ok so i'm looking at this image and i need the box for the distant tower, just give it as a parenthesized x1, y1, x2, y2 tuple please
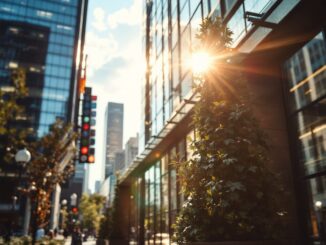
(114, 151, 125, 173)
(124, 135, 138, 169)
(104, 102, 124, 178)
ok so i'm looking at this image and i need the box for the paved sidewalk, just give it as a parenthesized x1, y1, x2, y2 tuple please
(63, 236, 97, 245)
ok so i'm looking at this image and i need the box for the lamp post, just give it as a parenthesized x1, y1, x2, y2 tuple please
(315, 201, 325, 245)
(15, 148, 31, 165)
(14, 148, 31, 236)
(11, 195, 18, 211)
(70, 193, 78, 225)
(29, 182, 38, 245)
(60, 199, 68, 230)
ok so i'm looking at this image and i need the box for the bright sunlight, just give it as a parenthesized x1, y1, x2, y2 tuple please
(190, 51, 214, 74)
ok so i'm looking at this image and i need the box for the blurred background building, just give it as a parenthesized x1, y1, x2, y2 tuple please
(104, 102, 124, 178)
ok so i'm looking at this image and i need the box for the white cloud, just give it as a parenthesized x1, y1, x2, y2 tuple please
(86, 0, 144, 186)
(107, 0, 142, 29)
(92, 7, 107, 31)
(85, 31, 119, 77)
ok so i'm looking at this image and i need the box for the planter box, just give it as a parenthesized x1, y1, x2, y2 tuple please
(184, 240, 295, 245)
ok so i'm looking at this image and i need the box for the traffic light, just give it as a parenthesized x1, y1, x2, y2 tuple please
(79, 87, 96, 164)
(88, 148, 95, 163)
(79, 88, 92, 163)
(72, 207, 78, 214)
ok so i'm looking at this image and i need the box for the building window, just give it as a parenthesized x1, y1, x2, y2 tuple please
(284, 31, 326, 243)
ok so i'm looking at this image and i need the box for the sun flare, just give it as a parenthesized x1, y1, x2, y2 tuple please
(190, 51, 213, 74)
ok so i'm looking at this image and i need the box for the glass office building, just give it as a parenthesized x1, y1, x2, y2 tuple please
(0, 0, 87, 230)
(0, 0, 87, 137)
(120, 0, 326, 244)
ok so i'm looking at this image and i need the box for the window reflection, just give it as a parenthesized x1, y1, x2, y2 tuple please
(224, 0, 237, 14)
(0, 0, 80, 137)
(285, 33, 326, 112)
(142, 136, 193, 244)
(307, 176, 326, 242)
(284, 33, 326, 176)
(284, 31, 326, 244)
(295, 98, 326, 175)
(227, 5, 246, 47)
(180, 1, 190, 32)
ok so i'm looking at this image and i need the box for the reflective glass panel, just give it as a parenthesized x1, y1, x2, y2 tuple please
(284, 31, 326, 244)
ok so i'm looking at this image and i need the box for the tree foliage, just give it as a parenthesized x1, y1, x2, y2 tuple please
(79, 193, 106, 234)
(25, 119, 77, 226)
(0, 68, 30, 165)
(0, 68, 78, 226)
(173, 17, 288, 243)
(98, 185, 124, 240)
(98, 206, 111, 240)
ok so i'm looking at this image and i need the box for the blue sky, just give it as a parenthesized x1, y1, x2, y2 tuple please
(84, 0, 143, 189)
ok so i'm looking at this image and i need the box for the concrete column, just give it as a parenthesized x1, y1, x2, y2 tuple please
(50, 184, 61, 230)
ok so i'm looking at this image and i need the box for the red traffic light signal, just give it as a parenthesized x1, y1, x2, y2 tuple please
(82, 123, 90, 130)
(72, 207, 78, 213)
(81, 146, 88, 154)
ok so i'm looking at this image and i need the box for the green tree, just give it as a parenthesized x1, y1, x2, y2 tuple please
(25, 119, 77, 226)
(173, 17, 288, 243)
(98, 184, 123, 240)
(79, 193, 106, 234)
(98, 206, 112, 240)
(0, 68, 30, 165)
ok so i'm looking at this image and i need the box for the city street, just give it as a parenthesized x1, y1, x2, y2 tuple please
(64, 237, 97, 245)
(0, 0, 325, 244)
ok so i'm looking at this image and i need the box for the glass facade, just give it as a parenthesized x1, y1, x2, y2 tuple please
(141, 0, 211, 150)
(105, 102, 124, 178)
(284, 31, 326, 243)
(141, 0, 302, 152)
(0, 0, 85, 137)
(132, 135, 189, 245)
(208, 0, 300, 52)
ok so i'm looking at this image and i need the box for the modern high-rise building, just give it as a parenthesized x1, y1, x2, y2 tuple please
(0, 20, 49, 135)
(104, 102, 124, 178)
(94, 180, 101, 193)
(124, 136, 139, 169)
(117, 0, 326, 244)
(0, 0, 88, 231)
(114, 150, 125, 173)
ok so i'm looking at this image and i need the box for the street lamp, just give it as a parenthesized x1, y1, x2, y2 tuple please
(29, 182, 39, 245)
(60, 199, 68, 230)
(315, 201, 326, 244)
(62, 199, 68, 206)
(70, 193, 77, 207)
(15, 148, 31, 236)
(15, 148, 31, 165)
(12, 195, 18, 211)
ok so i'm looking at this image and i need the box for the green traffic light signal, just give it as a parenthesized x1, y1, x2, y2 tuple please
(83, 116, 90, 123)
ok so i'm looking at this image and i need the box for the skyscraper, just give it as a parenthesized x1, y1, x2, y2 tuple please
(104, 102, 124, 178)
(0, 0, 87, 136)
(124, 136, 138, 169)
(0, 20, 49, 136)
(0, 0, 87, 230)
